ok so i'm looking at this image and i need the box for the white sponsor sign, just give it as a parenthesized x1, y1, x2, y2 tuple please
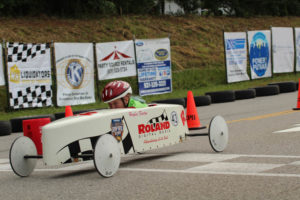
(135, 38, 172, 96)
(224, 32, 249, 83)
(55, 43, 95, 106)
(96, 40, 136, 80)
(295, 28, 300, 72)
(247, 30, 272, 79)
(7, 42, 52, 109)
(272, 27, 294, 73)
(0, 44, 5, 86)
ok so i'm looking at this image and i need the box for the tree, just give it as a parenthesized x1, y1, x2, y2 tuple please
(173, 0, 201, 14)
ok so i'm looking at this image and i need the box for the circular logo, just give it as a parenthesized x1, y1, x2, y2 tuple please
(250, 32, 269, 77)
(171, 111, 178, 126)
(155, 49, 168, 61)
(65, 59, 85, 89)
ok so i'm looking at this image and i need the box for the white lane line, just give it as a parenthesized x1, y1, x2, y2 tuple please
(289, 161, 300, 165)
(273, 124, 300, 133)
(0, 159, 9, 164)
(186, 162, 284, 173)
(157, 153, 300, 160)
(156, 153, 240, 162)
(0, 164, 11, 170)
(119, 168, 300, 178)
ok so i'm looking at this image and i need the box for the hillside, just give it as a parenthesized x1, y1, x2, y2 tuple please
(1, 16, 300, 71)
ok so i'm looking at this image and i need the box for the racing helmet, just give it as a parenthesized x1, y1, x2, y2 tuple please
(102, 80, 132, 103)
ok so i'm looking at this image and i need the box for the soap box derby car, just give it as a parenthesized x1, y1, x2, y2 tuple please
(9, 104, 229, 178)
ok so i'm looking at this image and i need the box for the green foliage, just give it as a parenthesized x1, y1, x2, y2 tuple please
(1, 0, 300, 17)
(202, 0, 300, 17)
(0, 0, 117, 17)
(173, 0, 201, 14)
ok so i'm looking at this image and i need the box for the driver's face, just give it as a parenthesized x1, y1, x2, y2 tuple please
(108, 99, 125, 109)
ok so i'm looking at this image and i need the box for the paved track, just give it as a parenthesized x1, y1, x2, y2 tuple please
(1, 91, 300, 200)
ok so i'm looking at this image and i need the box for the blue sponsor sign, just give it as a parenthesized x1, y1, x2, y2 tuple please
(249, 32, 269, 77)
(137, 61, 171, 96)
(135, 38, 172, 96)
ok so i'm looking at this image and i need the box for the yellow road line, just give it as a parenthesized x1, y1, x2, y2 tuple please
(227, 110, 300, 124)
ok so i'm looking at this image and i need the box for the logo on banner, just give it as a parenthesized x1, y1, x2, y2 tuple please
(65, 59, 85, 89)
(155, 49, 168, 61)
(226, 39, 245, 50)
(111, 118, 124, 142)
(101, 46, 131, 61)
(9, 65, 20, 83)
(135, 41, 144, 46)
(250, 32, 269, 77)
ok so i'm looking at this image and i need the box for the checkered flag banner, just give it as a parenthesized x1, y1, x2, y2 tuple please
(7, 42, 50, 62)
(148, 110, 169, 124)
(9, 85, 52, 109)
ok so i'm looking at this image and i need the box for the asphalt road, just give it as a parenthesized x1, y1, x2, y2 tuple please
(1, 91, 300, 200)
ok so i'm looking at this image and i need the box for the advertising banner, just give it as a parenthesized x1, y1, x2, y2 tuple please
(296, 28, 300, 72)
(96, 40, 136, 80)
(0, 44, 5, 86)
(55, 43, 95, 106)
(271, 27, 294, 73)
(135, 38, 172, 96)
(6, 42, 52, 109)
(224, 32, 249, 83)
(247, 30, 272, 79)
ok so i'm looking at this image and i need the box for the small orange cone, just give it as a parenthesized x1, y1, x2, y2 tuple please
(293, 79, 300, 110)
(65, 105, 73, 117)
(186, 91, 206, 130)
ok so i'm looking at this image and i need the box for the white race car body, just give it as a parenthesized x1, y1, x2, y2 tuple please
(42, 104, 188, 166)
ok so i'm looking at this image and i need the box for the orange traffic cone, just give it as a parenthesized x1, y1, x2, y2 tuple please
(293, 79, 300, 110)
(186, 91, 206, 130)
(65, 105, 73, 117)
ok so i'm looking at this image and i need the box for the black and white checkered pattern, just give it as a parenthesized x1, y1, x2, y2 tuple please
(7, 42, 50, 62)
(148, 110, 169, 124)
(9, 85, 52, 109)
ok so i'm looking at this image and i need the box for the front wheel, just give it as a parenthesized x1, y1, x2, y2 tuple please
(93, 134, 121, 178)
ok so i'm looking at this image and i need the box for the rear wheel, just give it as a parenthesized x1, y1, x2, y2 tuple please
(10, 136, 37, 177)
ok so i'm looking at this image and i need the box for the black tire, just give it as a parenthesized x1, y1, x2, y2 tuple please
(205, 90, 235, 103)
(0, 121, 12, 136)
(234, 89, 256, 100)
(251, 85, 280, 97)
(151, 98, 185, 107)
(54, 112, 65, 120)
(10, 114, 55, 133)
(268, 82, 296, 93)
(184, 95, 211, 107)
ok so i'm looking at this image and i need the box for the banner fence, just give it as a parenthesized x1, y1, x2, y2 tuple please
(224, 32, 249, 83)
(272, 27, 295, 73)
(54, 43, 95, 106)
(6, 42, 53, 109)
(247, 30, 272, 79)
(0, 44, 5, 86)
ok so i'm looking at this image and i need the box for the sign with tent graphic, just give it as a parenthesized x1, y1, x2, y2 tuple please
(96, 40, 136, 80)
